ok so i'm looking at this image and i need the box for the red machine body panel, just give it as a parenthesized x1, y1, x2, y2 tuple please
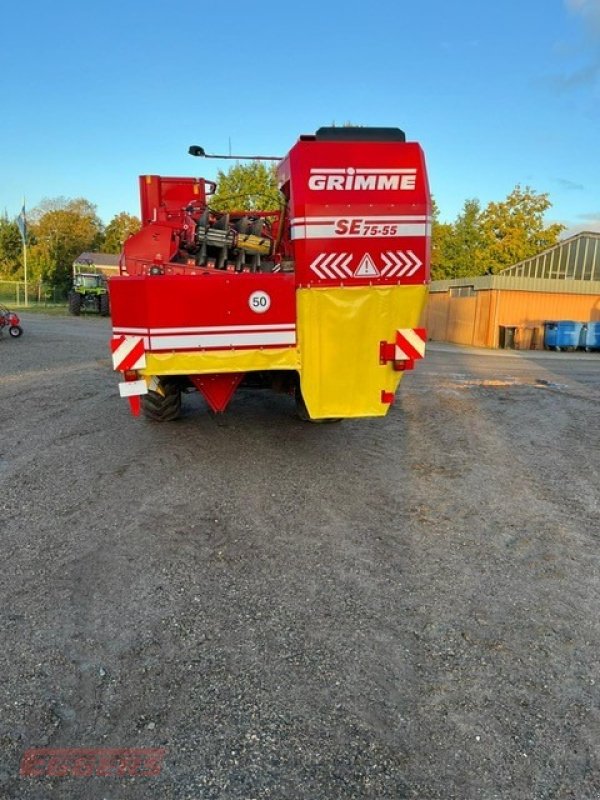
(139, 175, 211, 225)
(110, 273, 296, 352)
(279, 139, 430, 288)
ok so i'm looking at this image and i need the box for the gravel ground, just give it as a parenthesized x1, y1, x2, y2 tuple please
(0, 313, 599, 800)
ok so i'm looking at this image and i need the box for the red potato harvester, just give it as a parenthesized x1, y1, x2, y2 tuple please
(109, 126, 431, 421)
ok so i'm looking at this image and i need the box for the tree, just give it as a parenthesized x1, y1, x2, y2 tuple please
(430, 187, 564, 279)
(448, 198, 487, 278)
(28, 197, 104, 288)
(430, 197, 455, 281)
(103, 212, 141, 253)
(0, 215, 23, 277)
(210, 162, 281, 212)
(480, 186, 565, 273)
(430, 197, 485, 280)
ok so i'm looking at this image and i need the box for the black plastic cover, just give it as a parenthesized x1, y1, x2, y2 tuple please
(314, 127, 406, 142)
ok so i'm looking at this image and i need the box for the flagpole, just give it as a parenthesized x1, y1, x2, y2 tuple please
(23, 243, 28, 307)
(21, 197, 28, 307)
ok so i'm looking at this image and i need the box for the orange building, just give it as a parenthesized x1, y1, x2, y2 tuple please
(425, 232, 600, 348)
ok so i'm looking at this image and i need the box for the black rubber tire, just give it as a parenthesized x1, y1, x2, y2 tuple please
(99, 293, 110, 317)
(141, 383, 182, 422)
(68, 291, 82, 316)
(9, 325, 23, 338)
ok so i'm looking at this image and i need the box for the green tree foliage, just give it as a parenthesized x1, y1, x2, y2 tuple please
(433, 186, 564, 279)
(448, 199, 487, 277)
(102, 212, 141, 253)
(28, 198, 104, 287)
(210, 162, 281, 212)
(480, 186, 565, 273)
(0, 215, 23, 277)
(430, 197, 455, 281)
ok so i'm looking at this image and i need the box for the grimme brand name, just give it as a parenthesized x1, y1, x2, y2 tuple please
(308, 167, 417, 191)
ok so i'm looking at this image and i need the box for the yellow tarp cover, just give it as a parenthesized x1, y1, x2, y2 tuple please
(297, 285, 428, 418)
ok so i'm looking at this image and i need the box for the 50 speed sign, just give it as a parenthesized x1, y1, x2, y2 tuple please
(248, 291, 271, 314)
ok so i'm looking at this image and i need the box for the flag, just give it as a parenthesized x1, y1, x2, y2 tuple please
(17, 204, 27, 244)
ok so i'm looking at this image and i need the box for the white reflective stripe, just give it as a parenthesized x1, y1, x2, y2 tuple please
(399, 328, 426, 357)
(125, 353, 145, 370)
(291, 215, 430, 225)
(149, 331, 296, 350)
(112, 327, 149, 334)
(118, 380, 149, 397)
(111, 339, 130, 369)
(147, 324, 296, 334)
(291, 223, 429, 240)
(394, 342, 425, 361)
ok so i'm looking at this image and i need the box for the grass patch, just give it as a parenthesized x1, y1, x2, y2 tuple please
(11, 304, 70, 316)
(14, 306, 111, 321)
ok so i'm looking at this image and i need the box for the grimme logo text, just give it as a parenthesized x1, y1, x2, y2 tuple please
(308, 167, 417, 191)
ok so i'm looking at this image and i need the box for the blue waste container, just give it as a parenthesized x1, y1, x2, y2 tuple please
(544, 321, 585, 350)
(583, 321, 600, 351)
(544, 322, 558, 349)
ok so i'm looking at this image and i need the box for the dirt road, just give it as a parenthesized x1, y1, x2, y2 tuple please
(1, 313, 599, 799)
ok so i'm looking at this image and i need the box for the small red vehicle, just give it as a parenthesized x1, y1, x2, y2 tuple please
(0, 304, 23, 338)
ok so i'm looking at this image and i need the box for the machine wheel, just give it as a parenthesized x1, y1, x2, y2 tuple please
(99, 293, 110, 317)
(295, 389, 342, 424)
(68, 291, 82, 316)
(9, 325, 23, 337)
(141, 382, 182, 422)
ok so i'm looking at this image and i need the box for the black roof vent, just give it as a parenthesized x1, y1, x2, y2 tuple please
(315, 126, 406, 142)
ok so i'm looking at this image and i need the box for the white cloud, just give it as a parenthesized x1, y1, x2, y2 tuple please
(565, 0, 600, 37)
(553, 1, 600, 92)
(561, 210, 600, 237)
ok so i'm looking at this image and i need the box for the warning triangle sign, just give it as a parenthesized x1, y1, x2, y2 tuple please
(354, 253, 380, 278)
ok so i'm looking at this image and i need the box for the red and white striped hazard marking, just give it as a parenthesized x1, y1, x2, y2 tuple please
(309, 252, 353, 279)
(380, 250, 422, 278)
(395, 328, 426, 361)
(111, 335, 146, 371)
(308, 249, 424, 280)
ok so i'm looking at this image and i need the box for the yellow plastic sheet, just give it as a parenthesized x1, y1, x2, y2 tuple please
(142, 346, 300, 377)
(296, 285, 428, 418)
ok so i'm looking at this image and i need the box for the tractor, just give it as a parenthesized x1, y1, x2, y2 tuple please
(69, 259, 110, 317)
